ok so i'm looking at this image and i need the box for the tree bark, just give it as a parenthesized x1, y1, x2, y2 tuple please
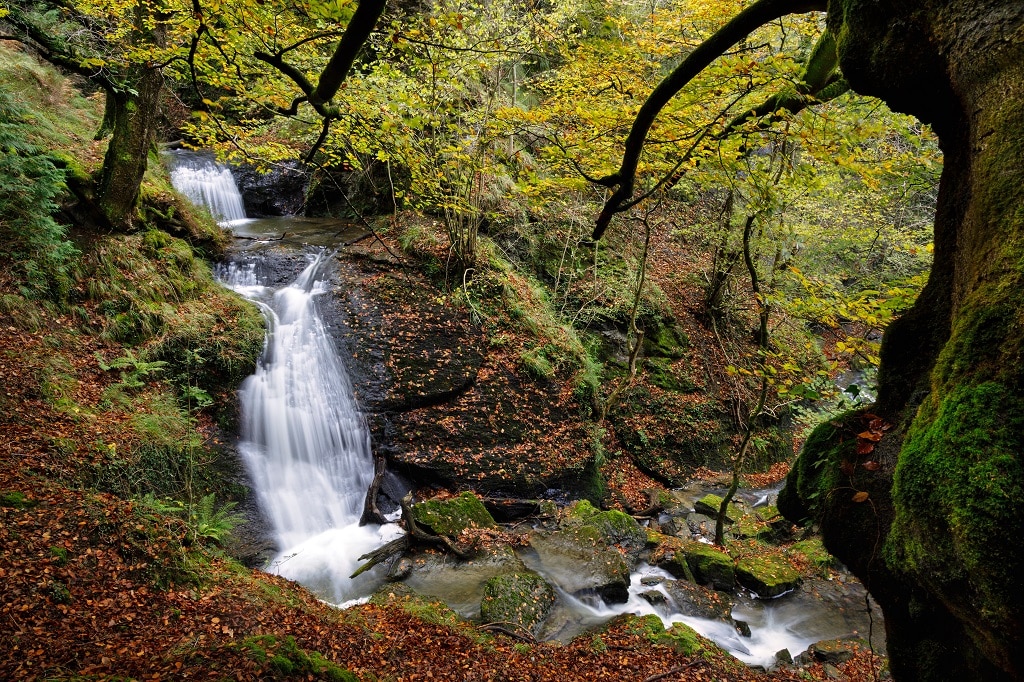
(778, 2, 1024, 680)
(96, 65, 164, 230)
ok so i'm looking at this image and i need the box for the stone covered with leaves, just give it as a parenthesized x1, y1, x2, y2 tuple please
(479, 572, 556, 635)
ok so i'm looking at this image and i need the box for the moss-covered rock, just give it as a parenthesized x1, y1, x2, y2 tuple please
(736, 554, 801, 598)
(663, 579, 734, 620)
(694, 494, 743, 523)
(652, 622, 707, 656)
(563, 500, 646, 560)
(788, 538, 838, 576)
(480, 572, 556, 635)
(805, 638, 860, 665)
(411, 492, 496, 537)
(528, 527, 631, 603)
(678, 542, 735, 591)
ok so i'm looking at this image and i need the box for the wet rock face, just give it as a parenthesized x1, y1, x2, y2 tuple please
(527, 528, 632, 603)
(233, 163, 307, 217)
(316, 244, 594, 498)
(480, 572, 556, 635)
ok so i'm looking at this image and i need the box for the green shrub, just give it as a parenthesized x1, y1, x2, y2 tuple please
(0, 90, 77, 299)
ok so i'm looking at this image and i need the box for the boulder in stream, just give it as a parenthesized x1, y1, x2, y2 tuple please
(527, 528, 631, 603)
(662, 579, 735, 621)
(411, 492, 496, 536)
(480, 571, 556, 636)
(562, 500, 647, 562)
(736, 553, 801, 598)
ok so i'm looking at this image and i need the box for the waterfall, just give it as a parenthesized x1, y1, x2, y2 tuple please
(221, 254, 401, 604)
(165, 150, 247, 223)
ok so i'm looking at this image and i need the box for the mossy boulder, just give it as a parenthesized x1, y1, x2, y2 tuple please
(788, 538, 838, 576)
(563, 499, 646, 561)
(662, 579, 734, 621)
(480, 572, 556, 635)
(736, 554, 801, 598)
(805, 638, 860, 665)
(693, 494, 743, 523)
(528, 528, 631, 603)
(665, 542, 735, 591)
(652, 622, 707, 656)
(411, 492, 496, 537)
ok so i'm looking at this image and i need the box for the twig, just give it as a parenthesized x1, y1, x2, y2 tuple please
(643, 660, 704, 682)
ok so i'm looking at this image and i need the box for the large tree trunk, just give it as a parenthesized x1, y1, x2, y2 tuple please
(779, 2, 1024, 680)
(95, 0, 166, 230)
(95, 66, 163, 230)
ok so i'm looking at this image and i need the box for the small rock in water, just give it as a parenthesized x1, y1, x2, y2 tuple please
(774, 648, 793, 665)
(640, 575, 665, 586)
(640, 590, 667, 606)
(735, 620, 752, 637)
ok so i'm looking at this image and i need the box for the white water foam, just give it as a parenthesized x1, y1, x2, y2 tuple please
(554, 565, 845, 669)
(166, 151, 247, 223)
(221, 255, 401, 605)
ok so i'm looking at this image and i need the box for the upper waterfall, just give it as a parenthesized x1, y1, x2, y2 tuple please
(165, 150, 247, 223)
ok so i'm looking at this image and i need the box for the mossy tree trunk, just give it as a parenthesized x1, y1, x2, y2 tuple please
(95, 66, 163, 230)
(95, 0, 166, 231)
(779, 2, 1024, 680)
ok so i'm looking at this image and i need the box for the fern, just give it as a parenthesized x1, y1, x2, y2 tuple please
(189, 493, 241, 545)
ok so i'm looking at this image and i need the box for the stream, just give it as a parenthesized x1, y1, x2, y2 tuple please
(169, 152, 883, 670)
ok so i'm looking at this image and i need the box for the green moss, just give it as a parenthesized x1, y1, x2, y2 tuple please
(736, 553, 801, 598)
(886, 381, 1024, 640)
(49, 545, 70, 566)
(681, 542, 735, 591)
(412, 491, 496, 537)
(239, 635, 357, 681)
(642, 323, 689, 359)
(642, 357, 697, 392)
(693, 494, 742, 523)
(564, 500, 645, 549)
(480, 572, 556, 634)
(652, 622, 706, 656)
(777, 411, 859, 524)
(788, 538, 838, 575)
(0, 491, 37, 509)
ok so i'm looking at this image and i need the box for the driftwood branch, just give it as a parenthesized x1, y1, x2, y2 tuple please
(349, 535, 410, 579)
(360, 449, 389, 526)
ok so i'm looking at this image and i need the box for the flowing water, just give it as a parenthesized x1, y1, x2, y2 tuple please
(164, 150, 247, 223)
(219, 255, 401, 604)
(169, 154, 880, 665)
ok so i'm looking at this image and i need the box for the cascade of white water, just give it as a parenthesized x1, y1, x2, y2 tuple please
(221, 254, 401, 604)
(166, 150, 247, 223)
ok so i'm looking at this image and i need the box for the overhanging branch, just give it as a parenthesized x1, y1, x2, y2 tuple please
(593, 0, 827, 240)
